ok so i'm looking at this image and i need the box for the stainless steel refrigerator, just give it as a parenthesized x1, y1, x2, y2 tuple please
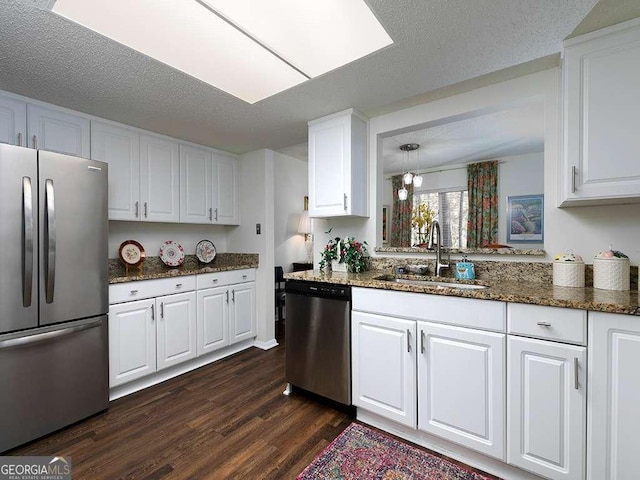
(0, 143, 109, 452)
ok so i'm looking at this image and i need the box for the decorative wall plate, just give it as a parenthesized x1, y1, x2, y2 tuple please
(195, 239, 216, 264)
(159, 240, 185, 267)
(119, 240, 145, 267)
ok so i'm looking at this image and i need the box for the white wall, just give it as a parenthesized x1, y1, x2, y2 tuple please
(109, 221, 229, 259)
(497, 153, 544, 247)
(344, 67, 640, 265)
(273, 152, 308, 272)
(227, 149, 276, 349)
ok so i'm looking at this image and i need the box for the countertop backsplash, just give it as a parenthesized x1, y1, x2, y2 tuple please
(370, 257, 638, 289)
(109, 253, 259, 284)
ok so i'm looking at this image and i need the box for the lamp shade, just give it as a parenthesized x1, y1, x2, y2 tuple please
(298, 210, 312, 234)
(398, 187, 408, 201)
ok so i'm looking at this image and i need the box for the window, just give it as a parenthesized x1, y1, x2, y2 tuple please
(412, 190, 468, 248)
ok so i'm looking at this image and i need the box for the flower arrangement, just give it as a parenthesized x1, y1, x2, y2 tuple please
(319, 229, 370, 273)
(412, 202, 434, 246)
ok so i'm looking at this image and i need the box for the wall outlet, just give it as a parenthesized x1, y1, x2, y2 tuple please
(256, 223, 261, 234)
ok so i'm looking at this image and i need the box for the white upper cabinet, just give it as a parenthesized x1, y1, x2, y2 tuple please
(27, 104, 90, 157)
(140, 134, 180, 222)
(180, 144, 213, 224)
(180, 146, 239, 225)
(308, 108, 368, 218)
(91, 122, 141, 221)
(0, 94, 26, 146)
(214, 153, 239, 225)
(561, 19, 640, 206)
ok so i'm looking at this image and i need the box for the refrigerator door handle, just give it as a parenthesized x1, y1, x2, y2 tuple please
(22, 177, 34, 307)
(45, 179, 56, 304)
(0, 318, 103, 349)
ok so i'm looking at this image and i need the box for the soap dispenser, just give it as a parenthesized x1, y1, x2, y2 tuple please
(455, 255, 475, 280)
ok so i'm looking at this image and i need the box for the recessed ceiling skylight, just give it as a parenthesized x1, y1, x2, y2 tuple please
(48, 0, 393, 104)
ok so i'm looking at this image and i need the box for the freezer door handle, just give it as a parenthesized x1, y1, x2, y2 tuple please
(44, 179, 56, 303)
(22, 177, 34, 307)
(0, 318, 103, 349)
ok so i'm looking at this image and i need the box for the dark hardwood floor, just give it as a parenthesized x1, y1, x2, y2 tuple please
(8, 339, 352, 479)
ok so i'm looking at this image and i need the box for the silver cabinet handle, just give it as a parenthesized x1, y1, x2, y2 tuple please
(225, 290, 229, 303)
(22, 177, 34, 307)
(407, 329, 411, 352)
(17, 132, 22, 147)
(150, 304, 155, 321)
(537, 322, 551, 327)
(130, 289, 138, 295)
(420, 330, 425, 354)
(212, 278, 219, 283)
(343, 193, 347, 211)
(135, 201, 139, 218)
(215, 208, 218, 222)
(242, 274, 248, 279)
(176, 283, 182, 288)
(44, 179, 56, 304)
(209, 208, 213, 221)
(571, 166, 577, 193)
(144, 202, 148, 218)
(574, 357, 579, 390)
(0, 318, 102, 349)
(232, 289, 235, 302)
(32, 135, 37, 149)
(160, 302, 164, 318)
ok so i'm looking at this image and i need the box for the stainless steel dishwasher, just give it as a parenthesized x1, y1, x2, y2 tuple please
(284, 280, 351, 405)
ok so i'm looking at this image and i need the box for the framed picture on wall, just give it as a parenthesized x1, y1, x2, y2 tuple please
(507, 194, 544, 243)
(382, 205, 389, 244)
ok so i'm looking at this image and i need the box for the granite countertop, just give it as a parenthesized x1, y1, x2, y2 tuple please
(284, 269, 640, 316)
(109, 253, 259, 284)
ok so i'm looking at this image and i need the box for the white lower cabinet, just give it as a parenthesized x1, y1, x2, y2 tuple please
(197, 286, 229, 355)
(352, 311, 417, 427)
(418, 321, 505, 460)
(108, 298, 156, 387)
(109, 270, 256, 391)
(588, 311, 640, 480)
(508, 336, 586, 480)
(197, 280, 256, 355)
(156, 292, 197, 371)
(229, 282, 256, 343)
(109, 291, 196, 387)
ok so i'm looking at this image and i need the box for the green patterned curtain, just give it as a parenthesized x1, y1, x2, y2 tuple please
(467, 161, 498, 248)
(391, 175, 413, 247)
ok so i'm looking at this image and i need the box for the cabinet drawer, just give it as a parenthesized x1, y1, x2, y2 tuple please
(109, 276, 196, 304)
(196, 269, 255, 289)
(352, 287, 505, 332)
(507, 303, 586, 345)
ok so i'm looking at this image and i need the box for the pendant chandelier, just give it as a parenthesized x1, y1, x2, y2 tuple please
(398, 143, 420, 200)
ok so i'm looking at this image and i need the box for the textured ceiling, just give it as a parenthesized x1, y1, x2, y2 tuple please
(382, 100, 544, 175)
(0, 0, 600, 155)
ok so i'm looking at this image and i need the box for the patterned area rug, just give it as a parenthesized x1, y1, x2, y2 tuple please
(297, 423, 496, 480)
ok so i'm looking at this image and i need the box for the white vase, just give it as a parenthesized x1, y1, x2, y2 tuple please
(331, 260, 347, 272)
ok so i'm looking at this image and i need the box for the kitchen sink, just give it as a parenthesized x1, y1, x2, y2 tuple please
(375, 276, 489, 290)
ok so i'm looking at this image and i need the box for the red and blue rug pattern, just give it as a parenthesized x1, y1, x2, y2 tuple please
(297, 423, 496, 480)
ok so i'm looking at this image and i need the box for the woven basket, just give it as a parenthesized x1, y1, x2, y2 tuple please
(593, 257, 630, 291)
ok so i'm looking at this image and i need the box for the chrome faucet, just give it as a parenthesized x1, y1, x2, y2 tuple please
(428, 220, 450, 277)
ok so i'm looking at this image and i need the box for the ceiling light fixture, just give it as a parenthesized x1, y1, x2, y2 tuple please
(412, 141, 423, 188)
(47, 0, 393, 104)
(399, 143, 419, 194)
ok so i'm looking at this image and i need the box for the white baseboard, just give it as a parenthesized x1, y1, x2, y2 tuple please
(357, 410, 543, 480)
(253, 338, 279, 350)
(109, 339, 255, 401)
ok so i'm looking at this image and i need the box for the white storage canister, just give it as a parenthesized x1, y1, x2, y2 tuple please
(593, 248, 630, 291)
(553, 252, 585, 287)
